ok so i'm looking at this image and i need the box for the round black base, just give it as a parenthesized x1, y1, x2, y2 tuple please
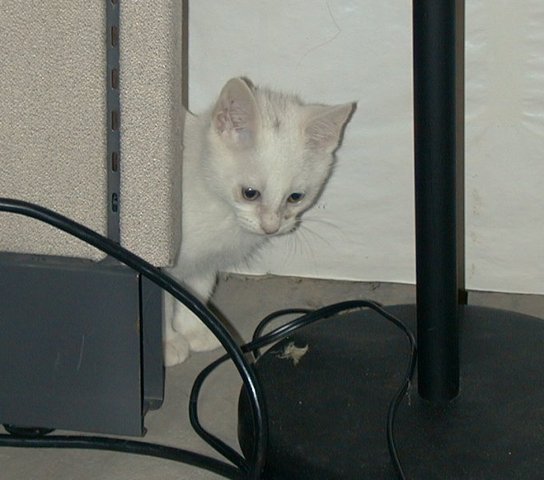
(238, 305, 544, 479)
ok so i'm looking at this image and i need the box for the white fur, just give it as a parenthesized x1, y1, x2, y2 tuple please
(164, 78, 354, 366)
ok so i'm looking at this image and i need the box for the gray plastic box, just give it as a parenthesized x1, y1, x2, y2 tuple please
(0, 254, 164, 436)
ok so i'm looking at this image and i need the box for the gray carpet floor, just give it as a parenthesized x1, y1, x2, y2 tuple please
(2, 274, 542, 479)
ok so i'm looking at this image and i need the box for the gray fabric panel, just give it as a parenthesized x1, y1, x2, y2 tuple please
(0, 1, 183, 266)
(0, 1, 107, 260)
(119, 0, 183, 267)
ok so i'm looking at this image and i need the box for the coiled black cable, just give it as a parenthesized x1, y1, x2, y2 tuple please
(190, 301, 417, 480)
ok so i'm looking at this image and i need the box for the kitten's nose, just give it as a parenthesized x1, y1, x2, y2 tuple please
(262, 224, 280, 235)
(260, 213, 280, 235)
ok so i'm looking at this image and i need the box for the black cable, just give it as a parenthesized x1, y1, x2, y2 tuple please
(0, 198, 416, 479)
(252, 308, 311, 359)
(189, 353, 244, 469)
(0, 198, 266, 479)
(0, 434, 242, 479)
(190, 301, 417, 480)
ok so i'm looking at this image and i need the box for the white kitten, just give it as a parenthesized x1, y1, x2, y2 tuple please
(164, 77, 354, 366)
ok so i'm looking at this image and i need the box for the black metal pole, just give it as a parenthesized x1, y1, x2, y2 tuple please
(413, 0, 462, 402)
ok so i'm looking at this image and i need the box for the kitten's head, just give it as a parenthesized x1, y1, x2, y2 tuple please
(204, 77, 354, 236)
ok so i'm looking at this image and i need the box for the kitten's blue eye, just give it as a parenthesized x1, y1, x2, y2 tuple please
(287, 192, 305, 204)
(242, 187, 260, 201)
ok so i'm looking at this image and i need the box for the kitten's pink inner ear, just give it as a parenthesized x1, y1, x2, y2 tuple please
(214, 109, 230, 133)
(213, 78, 258, 147)
(305, 103, 354, 152)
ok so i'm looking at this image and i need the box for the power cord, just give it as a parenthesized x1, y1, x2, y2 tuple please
(0, 198, 416, 479)
(0, 198, 263, 479)
(191, 301, 416, 480)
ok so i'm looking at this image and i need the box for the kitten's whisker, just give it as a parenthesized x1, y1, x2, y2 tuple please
(303, 215, 343, 233)
(299, 224, 333, 249)
(295, 227, 319, 269)
(302, 216, 346, 243)
(282, 234, 298, 266)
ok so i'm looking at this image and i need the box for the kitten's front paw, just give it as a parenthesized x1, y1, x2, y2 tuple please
(185, 327, 222, 353)
(173, 308, 222, 353)
(163, 334, 190, 367)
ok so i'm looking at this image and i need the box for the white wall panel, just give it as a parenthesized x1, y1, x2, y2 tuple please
(190, 1, 544, 295)
(465, 0, 544, 294)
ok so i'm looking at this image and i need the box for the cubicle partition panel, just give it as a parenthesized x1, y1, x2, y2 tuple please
(0, 0, 184, 435)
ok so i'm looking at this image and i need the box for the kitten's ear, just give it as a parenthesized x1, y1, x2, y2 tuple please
(212, 78, 259, 149)
(304, 102, 355, 152)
